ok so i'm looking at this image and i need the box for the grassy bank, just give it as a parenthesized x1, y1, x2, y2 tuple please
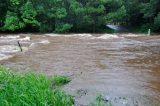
(0, 66, 73, 106)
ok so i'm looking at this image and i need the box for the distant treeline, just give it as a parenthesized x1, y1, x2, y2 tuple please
(0, 0, 160, 33)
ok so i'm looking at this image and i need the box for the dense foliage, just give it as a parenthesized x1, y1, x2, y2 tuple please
(0, 0, 160, 33)
(0, 66, 73, 106)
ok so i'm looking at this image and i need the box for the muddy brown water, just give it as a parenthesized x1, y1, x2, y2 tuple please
(0, 34, 160, 106)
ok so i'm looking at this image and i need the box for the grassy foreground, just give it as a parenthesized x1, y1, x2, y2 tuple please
(0, 66, 74, 106)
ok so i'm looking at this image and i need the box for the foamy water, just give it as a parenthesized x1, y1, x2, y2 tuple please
(29, 40, 50, 48)
(96, 34, 120, 39)
(0, 34, 52, 61)
(38, 40, 50, 44)
(0, 45, 20, 53)
(0, 35, 31, 61)
(18, 36, 31, 41)
(0, 54, 14, 61)
(45, 33, 93, 38)
(0, 35, 20, 39)
(0, 33, 146, 61)
(120, 33, 147, 37)
(45, 33, 121, 39)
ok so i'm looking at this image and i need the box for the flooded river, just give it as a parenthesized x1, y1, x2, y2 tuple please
(0, 33, 160, 106)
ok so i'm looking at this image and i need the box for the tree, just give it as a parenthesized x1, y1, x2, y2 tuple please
(123, 0, 144, 26)
(154, 13, 160, 30)
(0, 0, 160, 33)
(21, 1, 40, 29)
(0, 0, 9, 28)
(3, 11, 25, 31)
(105, 0, 126, 24)
(142, 0, 160, 31)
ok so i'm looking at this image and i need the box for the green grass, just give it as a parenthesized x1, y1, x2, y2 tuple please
(0, 66, 74, 106)
(52, 75, 71, 86)
(89, 95, 112, 106)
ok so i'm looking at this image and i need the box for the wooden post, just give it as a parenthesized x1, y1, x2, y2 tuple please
(17, 41, 23, 52)
(148, 29, 151, 36)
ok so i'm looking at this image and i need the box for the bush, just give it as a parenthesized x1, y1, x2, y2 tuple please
(0, 66, 73, 106)
(3, 11, 25, 31)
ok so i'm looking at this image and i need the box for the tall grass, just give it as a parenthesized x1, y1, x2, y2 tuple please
(0, 66, 74, 106)
(52, 75, 71, 86)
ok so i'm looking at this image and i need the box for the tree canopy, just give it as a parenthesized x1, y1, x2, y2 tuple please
(0, 0, 159, 33)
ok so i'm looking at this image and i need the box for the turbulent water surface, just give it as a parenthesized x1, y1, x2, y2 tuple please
(0, 33, 160, 106)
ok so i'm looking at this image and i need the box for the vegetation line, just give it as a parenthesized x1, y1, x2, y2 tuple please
(0, 0, 159, 33)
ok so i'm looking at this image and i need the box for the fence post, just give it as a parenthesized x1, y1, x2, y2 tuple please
(148, 29, 151, 36)
(17, 41, 23, 52)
